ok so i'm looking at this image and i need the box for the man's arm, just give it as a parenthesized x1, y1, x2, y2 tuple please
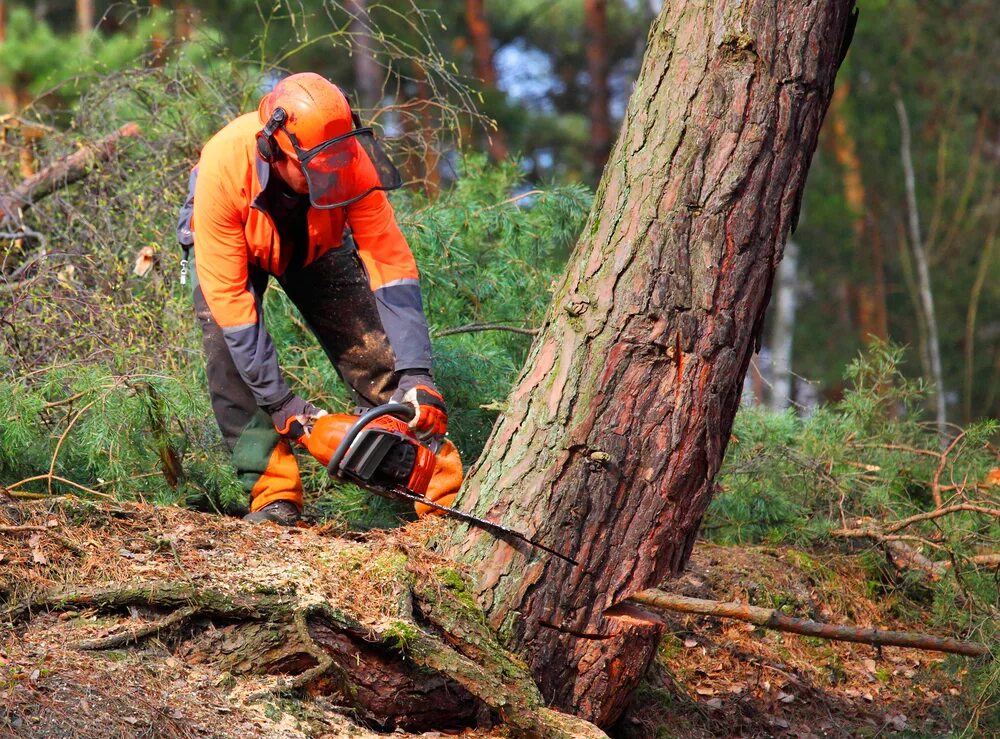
(192, 158, 293, 414)
(346, 189, 433, 373)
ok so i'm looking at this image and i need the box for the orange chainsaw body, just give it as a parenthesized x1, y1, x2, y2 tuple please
(303, 413, 435, 495)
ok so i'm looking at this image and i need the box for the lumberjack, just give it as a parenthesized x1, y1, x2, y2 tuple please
(177, 72, 462, 525)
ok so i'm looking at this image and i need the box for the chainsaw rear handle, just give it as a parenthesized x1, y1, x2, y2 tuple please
(326, 402, 415, 476)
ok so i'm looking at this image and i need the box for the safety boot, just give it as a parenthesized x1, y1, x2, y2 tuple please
(242, 500, 300, 526)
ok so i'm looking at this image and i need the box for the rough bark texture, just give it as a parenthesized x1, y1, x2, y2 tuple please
(447, 0, 856, 726)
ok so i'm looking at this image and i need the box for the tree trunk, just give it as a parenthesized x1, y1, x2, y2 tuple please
(829, 82, 888, 344)
(0, 1, 12, 114)
(346, 0, 381, 110)
(447, 0, 856, 726)
(769, 238, 799, 410)
(464, 0, 508, 161)
(896, 97, 947, 441)
(584, 0, 613, 175)
(76, 0, 93, 36)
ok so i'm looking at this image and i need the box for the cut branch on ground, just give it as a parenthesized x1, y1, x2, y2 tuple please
(623, 589, 990, 658)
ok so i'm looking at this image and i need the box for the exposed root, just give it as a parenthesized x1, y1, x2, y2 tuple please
(247, 608, 340, 701)
(73, 604, 201, 650)
(2, 500, 608, 736)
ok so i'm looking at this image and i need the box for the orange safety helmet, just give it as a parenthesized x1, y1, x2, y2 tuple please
(257, 73, 353, 160)
(256, 72, 402, 209)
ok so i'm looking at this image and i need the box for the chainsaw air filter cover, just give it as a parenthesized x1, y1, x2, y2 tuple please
(340, 428, 434, 495)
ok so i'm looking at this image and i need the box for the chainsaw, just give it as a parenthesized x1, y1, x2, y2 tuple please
(301, 403, 577, 566)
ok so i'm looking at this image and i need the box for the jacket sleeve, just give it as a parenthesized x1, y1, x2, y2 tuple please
(346, 190, 433, 373)
(192, 157, 292, 409)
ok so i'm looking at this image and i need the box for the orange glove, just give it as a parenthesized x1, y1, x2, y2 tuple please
(267, 393, 327, 439)
(392, 373, 448, 440)
(415, 439, 464, 517)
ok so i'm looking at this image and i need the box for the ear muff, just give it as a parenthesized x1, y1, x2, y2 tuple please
(256, 107, 288, 162)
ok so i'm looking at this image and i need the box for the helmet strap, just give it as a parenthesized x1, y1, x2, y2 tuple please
(256, 107, 288, 162)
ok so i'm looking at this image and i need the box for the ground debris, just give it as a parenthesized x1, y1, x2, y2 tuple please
(616, 544, 976, 738)
(1, 499, 590, 737)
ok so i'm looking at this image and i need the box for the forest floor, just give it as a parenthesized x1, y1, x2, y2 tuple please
(0, 499, 981, 738)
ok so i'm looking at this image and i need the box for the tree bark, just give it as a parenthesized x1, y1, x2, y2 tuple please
(76, 0, 94, 36)
(625, 589, 989, 657)
(464, 0, 508, 161)
(584, 0, 613, 175)
(0, 122, 140, 224)
(829, 82, 888, 344)
(447, 0, 856, 726)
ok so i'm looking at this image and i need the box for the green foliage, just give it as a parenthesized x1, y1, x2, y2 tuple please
(0, 364, 243, 511)
(709, 343, 999, 704)
(0, 6, 174, 111)
(710, 343, 997, 547)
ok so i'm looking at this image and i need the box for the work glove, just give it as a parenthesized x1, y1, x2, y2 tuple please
(391, 372, 448, 441)
(266, 393, 327, 440)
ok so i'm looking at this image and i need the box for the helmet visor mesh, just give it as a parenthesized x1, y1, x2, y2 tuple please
(298, 128, 402, 209)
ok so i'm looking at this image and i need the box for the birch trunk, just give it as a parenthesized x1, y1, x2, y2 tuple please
(447, 0, 857, 725)
(769, 238, 799, 410)
(896, 97, 947, 441)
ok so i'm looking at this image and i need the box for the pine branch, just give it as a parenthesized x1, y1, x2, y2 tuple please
(435, 322, 539, 338)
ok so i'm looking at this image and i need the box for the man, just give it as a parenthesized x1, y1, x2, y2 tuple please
(177, 72, 461, 525)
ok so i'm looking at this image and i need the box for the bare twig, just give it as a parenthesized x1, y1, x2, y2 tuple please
(0, 525, 47, 534)
(625, 589, 989, 657)
(6, 474, 113, 500)
(435, 322, 539, 338)
(48, 399, 97, 496)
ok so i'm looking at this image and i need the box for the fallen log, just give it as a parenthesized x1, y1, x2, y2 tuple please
(623, 589, 990, 658)
(0, 122, 141, 223)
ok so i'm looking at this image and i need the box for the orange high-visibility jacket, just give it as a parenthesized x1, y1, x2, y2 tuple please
(177, 113, 432, 409)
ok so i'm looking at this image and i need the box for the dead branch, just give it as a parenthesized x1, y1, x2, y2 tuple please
(831, 526, 1000, 576)
(625, 589, 989, 658)
(0, 525, 47, 534)
(435, 322, 540, 338)
(0, 122, 141, 223)
(878, 504, 1000, 535)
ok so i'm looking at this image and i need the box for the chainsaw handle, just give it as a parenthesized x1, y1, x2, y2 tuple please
(326, 402, 415, 476)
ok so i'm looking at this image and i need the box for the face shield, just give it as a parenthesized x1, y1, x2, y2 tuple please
(282, 113, 402, 209)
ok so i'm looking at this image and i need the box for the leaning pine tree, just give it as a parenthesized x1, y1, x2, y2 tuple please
(446, 0, 857, 725)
